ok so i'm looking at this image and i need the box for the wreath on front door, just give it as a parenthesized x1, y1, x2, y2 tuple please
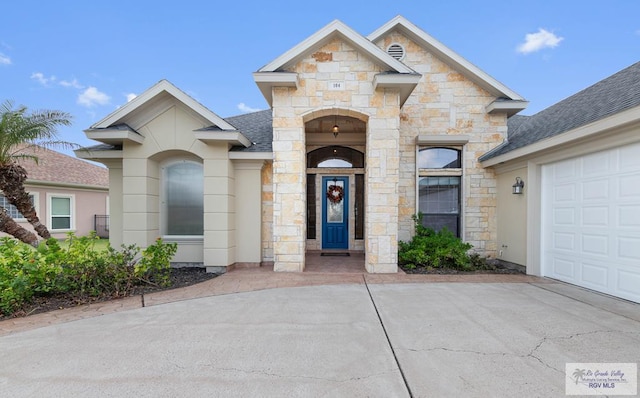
(326, 184, 344, 204)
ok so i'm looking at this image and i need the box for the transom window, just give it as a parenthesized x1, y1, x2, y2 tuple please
(417, 147, 462, 237)
(162, 160, 204, 236)
(307, 146, 364, 168)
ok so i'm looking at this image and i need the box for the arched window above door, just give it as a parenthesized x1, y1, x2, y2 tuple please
(307, 146, 364, 168)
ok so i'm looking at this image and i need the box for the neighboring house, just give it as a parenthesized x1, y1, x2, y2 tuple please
(481, 61, 640, 304)
(1, 146, 109, 240)
(75, 16, 639, 303)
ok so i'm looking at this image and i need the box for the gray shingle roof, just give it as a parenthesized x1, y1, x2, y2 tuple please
(225, 110, 273, 152)
(480, 61, 640, 161)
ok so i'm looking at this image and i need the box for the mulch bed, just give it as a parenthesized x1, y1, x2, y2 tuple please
(1, 268, 217, 320)
(399, 263, 524, 275)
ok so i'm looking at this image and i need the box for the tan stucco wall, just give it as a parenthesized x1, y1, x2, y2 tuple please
(118, 101, 236, 267)
(234, 160, 264, 264)
(496, 168, 527, 265)
(374, 32, 507, 257)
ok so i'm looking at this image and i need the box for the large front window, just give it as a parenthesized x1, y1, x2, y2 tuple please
(163, 161, 203, 236)
(417, 147, 462, 236)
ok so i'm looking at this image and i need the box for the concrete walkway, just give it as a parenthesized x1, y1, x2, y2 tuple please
(1, 267, 639, 397)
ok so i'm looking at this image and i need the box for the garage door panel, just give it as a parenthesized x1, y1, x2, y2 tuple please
(617, 270, 640, 302)
(581, 234, 609, 256)
(581, 262, 608, 289)
(543, 143, 640, 303)
(554, 184, 576, 201)
(617, 236, 640, 261)
(552, 257, 576, 278)
(582, 179, 609, 200)
(619, 205, 640, 227)
(554, 207, 576, 225)
(619, 142, 640, 170)
(581, 206, 609, 226)
(553, 232, 575, 250)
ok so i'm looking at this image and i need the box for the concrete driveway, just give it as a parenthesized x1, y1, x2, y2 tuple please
(1, 282, 639, 397)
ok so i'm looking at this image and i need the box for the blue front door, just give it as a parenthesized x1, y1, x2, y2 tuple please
(322, 176, 349, 249)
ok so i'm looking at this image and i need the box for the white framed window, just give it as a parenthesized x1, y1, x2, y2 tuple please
(0, 192, 39, 221)
(47, 193, 75, 231)
(417, 147, 463, 237)
(161, 160, 204, 237)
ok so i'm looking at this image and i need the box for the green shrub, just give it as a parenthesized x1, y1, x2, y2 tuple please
(398, 213, 473, 270)
(0, 233, 178, 317)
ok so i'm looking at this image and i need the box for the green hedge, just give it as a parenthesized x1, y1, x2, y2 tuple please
(0, 232, 177, 316)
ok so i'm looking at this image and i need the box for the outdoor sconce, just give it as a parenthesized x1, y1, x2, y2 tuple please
(512, 177, 525, 194)
(332, 124, 340, 138)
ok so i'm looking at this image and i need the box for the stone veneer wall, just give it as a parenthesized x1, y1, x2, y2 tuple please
(261, 161, 274, 264)
(375, 32, 507, 256)
(271, 37, 401, 272)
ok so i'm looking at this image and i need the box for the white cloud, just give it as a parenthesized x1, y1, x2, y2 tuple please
(77, 86, 110, 107)
(59, 78, 84, 89)
(237, 102, 263, 113)
(517, 28, 564, 54)
(31, 72, 56, 86)
(0, 53, 10, 65)
(125, 93, 137, 102)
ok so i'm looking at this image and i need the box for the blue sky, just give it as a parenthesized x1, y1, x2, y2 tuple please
(1, 1, 639, 154)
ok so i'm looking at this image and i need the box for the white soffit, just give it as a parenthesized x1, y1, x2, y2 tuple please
(368, 16, 527, 102)
(91, 80, 236, 131)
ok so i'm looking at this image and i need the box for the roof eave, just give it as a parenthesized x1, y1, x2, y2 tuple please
(84, 129, 144, 146)
(75, 148, 124, 160)
(252, 72, 299, 107)
(194, 131, 252, 148)
(486, 100, 529, 117)
(373, 73, 422, 107)
(258, 20, 415, 74)
(91, 80, 236, 131)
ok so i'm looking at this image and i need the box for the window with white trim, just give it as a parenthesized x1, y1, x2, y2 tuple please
(161, 160, 204, 236)
(0, 193, 36, 220)
(417, 147, 462, 237)
(48, 194, 74, 231)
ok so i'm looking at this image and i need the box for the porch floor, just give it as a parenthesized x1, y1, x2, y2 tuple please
(304, 251, 368, 273)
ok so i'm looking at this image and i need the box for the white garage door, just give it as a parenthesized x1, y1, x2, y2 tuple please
(542, 142, 640, 303)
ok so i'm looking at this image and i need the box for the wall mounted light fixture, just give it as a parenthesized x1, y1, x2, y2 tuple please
(332, 116, 339, 138)
(512, 177, 525, 194)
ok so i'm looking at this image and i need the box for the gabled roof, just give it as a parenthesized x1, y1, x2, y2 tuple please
(254, 19, 421, 107)
(368, 16, 527, 103)
(16, 145, 108, 188)
(91, 79, 236, 131)
(258, 19, 416, 74)
(225, 110, 273, 152)
(480, 61, 640, 162)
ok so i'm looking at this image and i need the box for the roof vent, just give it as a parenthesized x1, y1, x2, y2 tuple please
(387, 43, 405, 61)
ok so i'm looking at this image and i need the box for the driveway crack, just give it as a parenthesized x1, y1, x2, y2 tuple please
(363, 276, 413, 398)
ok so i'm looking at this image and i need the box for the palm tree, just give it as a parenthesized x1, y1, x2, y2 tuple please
(572, 368, 586, 384)
(0, 100, 72, 245)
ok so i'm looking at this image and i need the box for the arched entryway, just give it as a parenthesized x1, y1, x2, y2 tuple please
(304, 111, 367, 255)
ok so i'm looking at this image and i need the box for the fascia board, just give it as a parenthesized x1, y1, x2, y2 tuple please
(486, 100, 530, 116)
(253, 72, 299, 106)
(85, 130, 144, 145)
(369, 16, 526, 101)
(194, 131, 252, 148)
(229, 151, 273, 160)
(74, 148, 124, 160)
(373, 73, 422, 106)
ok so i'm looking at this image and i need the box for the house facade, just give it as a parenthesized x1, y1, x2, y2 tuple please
(77, 16, 526, 274)
(1, 146, 109, 239)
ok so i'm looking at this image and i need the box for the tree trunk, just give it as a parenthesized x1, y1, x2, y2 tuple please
(0, 207, 39, 246)
(0, 163, 51, 239)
